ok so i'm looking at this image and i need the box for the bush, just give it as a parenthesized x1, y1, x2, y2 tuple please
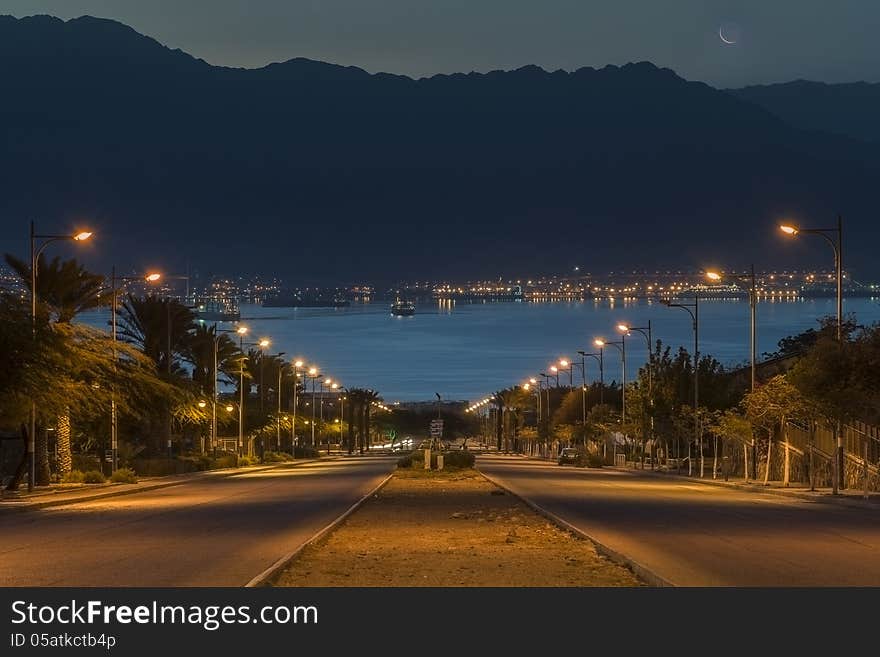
(110, 467, 138, 484)
(397, 454, 413, 468)
(294, 446, 319, 459)
(262, 451, 291, 463)
(238, 456, 255, 467)
(442, 450, 475, 469)
(72, 454, 101, 472)
(61, 470, 85, 484)
(82, 470, 106, 484)
(575, 451, 604, 468)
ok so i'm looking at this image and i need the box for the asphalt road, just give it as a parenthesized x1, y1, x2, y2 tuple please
(0, 456, 395, 586)
(478, 455, 880, 586)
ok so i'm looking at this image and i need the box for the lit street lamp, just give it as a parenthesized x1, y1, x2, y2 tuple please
(595, 337, 626, 449)
(780, 217, 844, 491)
(706, 269, 757, 392)
(107, 268, 161, 472)
(27, 223, 92, 491)
(663, 296, 701, 477)
(618, 321, 653, 468)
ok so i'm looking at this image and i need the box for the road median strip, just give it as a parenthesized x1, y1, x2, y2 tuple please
(245, 471, 394, 587)
(477, 468, 674, 587)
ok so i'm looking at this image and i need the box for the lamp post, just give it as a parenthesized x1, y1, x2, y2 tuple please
(582, 347, 604, 405)
(290, 360, 304, 456)
(595, 337, 625, 458)
(548, 366, 560, 387)
(780, 217, 844, 490)
(707, 270, 757, 391)
(664, 296, 700, 477)
(306, 367, 320, 447)
(568, 358, 587, 430)
(618, 321, 653, 468)
(107, 269, 161, 472)
(272, 352, 286, 458)
(28, 223, 92, 491)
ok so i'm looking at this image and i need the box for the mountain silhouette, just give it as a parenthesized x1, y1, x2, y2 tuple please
(731, 80, 880, 144)
(2, 15, 879, 283)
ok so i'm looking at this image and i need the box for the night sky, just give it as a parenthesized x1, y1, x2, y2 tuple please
(3, 0, 878, 87)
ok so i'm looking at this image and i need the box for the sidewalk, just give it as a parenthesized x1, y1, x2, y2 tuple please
(510, 452, 880, 510)
(623, 466, 880, 509)
(0, 458, 321, 513)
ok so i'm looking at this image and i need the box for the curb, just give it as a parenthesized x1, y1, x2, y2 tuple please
(0, 459, 322, 514)
(245, 471, 395, 587)
(477, 469, 675, 588)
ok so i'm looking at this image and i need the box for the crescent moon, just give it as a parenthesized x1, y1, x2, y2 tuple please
(719, 27, 736, 44)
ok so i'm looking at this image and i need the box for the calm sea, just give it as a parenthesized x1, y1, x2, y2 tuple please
(81, 298, 880, 403)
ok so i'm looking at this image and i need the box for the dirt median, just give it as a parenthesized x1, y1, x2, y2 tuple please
(273, 467, 643, 586)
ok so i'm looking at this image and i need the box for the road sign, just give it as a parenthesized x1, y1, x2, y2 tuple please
(429, 419, 444, 437)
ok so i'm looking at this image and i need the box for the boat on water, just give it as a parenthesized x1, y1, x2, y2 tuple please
(391, 299, 416, 316)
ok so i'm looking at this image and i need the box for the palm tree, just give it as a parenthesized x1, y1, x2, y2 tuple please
(117, 294, 195, 453)
(5, 254, 106, 480)
(183, 324, 239, 393)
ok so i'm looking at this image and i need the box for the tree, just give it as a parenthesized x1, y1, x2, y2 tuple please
(5, 254, 107, 480)
(710, 410, 753, 481)
(742, 375, 812, 486)
(117, 294, 196, 453)
(0, 294, 175, 489)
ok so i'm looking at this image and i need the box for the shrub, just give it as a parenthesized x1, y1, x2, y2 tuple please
(262, 451, 291, 463)
(294, 446, 319, 459)
(82, 470, 106, 484)
(397, 454, 413, 468)
(442, 450, 476, 469)
(575, 451, 604, 468)
(238, 456, 255, 467)
(61, 470, 85, 484)
(72, 454, 101, 472)
(110, 467, 138, 484)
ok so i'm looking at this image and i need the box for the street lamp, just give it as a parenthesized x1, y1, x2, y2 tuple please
(595, 337, 626, 445)
(548, 365, 560, 387)
(663, 296, 701, 477)
(707, 269, 757, 392)
(290, 359, 305, 456)
(27, 222, 93, 491)
(618, 321, 653, 468)
(107, 268, 162, 472)
(306, 367, 321, 447)
(780, 217, 844, 490)
(272, 352, 286, 458)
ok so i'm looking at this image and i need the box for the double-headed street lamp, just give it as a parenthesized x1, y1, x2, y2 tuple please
(235, 328, 270, 456)
(28, 223, 92, 491)
(579, 349, 604, 405)
(663, 296, 700, 477)
(271, 352, 286, 459)
(781, 217, 844, 491)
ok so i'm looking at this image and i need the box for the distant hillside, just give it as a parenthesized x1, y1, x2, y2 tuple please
(2, 15, 879, 282)
(731, 80, 880, 143)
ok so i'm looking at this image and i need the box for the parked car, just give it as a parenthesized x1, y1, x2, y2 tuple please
(558, 447, 579, 465)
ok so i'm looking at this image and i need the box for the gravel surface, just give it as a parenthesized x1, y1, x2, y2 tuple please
(274, 467, 643, 586)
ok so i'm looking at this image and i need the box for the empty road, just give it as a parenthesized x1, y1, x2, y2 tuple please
(478, 455, 880, 586)
(0, 457, 395, 586)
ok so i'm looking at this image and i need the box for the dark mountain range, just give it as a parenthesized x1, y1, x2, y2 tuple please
(2, 14, 879, 283)
(731, 80, 880, 144)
